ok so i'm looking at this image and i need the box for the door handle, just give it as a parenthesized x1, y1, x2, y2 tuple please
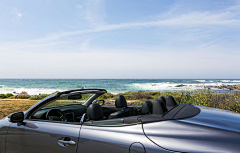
(57, 137, 76, 148)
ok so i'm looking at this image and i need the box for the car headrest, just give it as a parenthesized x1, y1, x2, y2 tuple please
(152, 99, 168, 115)
(142, 100, 153, 114)
(166, 95, 178, 109)
(159, 96, 166, 105)
(87, 103, 104, 120)
(115, 95, 127, 108)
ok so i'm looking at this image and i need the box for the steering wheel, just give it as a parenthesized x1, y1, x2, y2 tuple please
(46, 109, 67, 122)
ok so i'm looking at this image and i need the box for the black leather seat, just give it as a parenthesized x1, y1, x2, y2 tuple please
(159, 96, 166, 105)
(166, 95, 178, 110)
(142, 100, 153, 114)
(86, 102, 105, 121)
(152, 99, 168, 115)
(108, 95, 129, 119)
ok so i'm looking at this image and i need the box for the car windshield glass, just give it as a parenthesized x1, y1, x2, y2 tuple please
(42, 93, 94, 109)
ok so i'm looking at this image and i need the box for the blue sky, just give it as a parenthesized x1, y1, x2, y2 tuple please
(0, 0, 240, 79)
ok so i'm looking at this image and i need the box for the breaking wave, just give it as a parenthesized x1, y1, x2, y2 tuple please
(0, 86, 64, 95)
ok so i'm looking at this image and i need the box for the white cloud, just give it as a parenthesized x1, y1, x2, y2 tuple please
(31, 9, 240, 44)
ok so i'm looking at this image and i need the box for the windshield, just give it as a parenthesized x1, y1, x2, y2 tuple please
(42, 93, 94, 109)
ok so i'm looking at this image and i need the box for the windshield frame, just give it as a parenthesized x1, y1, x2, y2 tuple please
(25, 89, 107, 119)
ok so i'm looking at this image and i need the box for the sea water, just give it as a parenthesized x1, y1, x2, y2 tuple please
(0, 79, 240, 95)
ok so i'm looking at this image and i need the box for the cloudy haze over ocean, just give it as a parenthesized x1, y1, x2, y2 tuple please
(0, 0, 240, 79)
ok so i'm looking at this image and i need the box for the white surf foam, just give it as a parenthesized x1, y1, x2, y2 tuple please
(127, 81, 240, 91)
(220, 80, 232, 82)
(127, 82, 205, 91)
(0, 86, 65, 95)
(196, 80, 206, 82)
(219, 80, 240, 83)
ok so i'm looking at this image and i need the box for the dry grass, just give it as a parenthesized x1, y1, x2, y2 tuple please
(0, 99, 38, 119)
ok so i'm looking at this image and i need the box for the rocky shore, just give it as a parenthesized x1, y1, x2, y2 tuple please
(205, 84, 240, 90)
(175, 84, 240, 90)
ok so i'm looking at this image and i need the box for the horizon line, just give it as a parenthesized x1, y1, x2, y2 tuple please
(0, 78, 240, 80)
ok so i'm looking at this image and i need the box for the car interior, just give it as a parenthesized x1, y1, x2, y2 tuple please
(30, 90, 201, 126)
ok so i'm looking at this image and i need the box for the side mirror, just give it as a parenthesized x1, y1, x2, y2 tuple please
(8, 112, 24, 124)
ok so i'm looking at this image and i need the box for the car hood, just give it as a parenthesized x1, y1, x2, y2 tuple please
(143, 105, 240, 153)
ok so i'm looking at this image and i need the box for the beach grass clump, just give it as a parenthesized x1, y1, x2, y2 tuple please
(0, 93, 14, 99)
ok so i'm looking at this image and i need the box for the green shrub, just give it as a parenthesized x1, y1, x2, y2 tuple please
(6, 93, 14, 98)
(98, 92, 114, 99)
(0, 93, 14, 99)
(15, 94, 31, 99)
(115, 92, 132, 100)
(0, 94, 7, 99)
(29, 94, 50, 100)
(149, 91, 161, 95)
(131, 91, 153, 99)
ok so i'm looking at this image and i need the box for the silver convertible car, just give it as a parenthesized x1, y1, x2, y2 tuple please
(1, 88, 240, 153)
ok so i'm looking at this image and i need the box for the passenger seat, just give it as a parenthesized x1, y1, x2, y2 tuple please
(159, 96, 166, 105)
(86, 102, 105, 121)
(108, 95, 129, 119)
(152, 99, 168, 115)
(142, 100, 153, 114)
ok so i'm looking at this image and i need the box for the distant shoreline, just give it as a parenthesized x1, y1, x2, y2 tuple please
(1, 79, 240, 95)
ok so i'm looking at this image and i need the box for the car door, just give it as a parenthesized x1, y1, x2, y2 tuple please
(6, 120, 81, 153)
(77, 117, 150, 153)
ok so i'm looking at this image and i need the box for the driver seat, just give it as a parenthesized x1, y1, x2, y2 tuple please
(86, 102, 105, 121)
(108, 95, 129, 119)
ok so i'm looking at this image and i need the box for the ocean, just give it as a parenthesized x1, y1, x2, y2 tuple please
(0, 79, 240, 95)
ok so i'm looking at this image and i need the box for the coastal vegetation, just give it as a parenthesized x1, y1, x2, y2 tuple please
(0, 93, 14, 99)
(1, 89, 240, 119)
(100, 90, 240, 113)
